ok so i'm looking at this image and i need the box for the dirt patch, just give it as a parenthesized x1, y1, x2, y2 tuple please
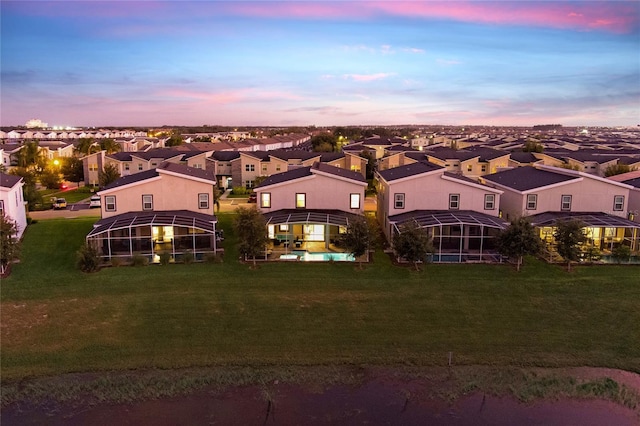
(2, 367, 639, 425)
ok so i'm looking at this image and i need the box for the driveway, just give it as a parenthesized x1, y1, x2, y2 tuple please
(29, 202, 102, 220)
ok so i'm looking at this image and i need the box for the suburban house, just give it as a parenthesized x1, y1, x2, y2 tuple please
(86, 162, 218, 263)
(375, 161, 506, 262)
(253, 162, 367, 261)
(481, 165, 640, 254)
(0, 173, 27, 239)
(607, 170, 640, 223)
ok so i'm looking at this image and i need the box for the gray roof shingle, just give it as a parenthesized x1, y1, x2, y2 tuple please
(483, 166, 579, 191)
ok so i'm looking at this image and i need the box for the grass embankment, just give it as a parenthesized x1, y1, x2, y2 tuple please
(2, 214, 639, 384)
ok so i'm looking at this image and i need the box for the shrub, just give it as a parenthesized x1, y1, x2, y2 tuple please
(205, 252, 223, 263)
(182, 250, 194, 264)
(76, 244, 101, 273)
(611, 245, 631, 264)
(110, 257, 124, 267)
(131, 254, 149, 267)
(231, 186, 248, 195)
(159, 251, 172, 265)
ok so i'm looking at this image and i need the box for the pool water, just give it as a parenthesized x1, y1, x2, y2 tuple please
(280, 251, 355, 262)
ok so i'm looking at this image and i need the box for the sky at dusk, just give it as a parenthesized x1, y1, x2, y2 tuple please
(1, 1, 639, 128)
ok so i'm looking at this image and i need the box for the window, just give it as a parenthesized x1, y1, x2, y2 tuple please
(296, 193, 306, 208)
(193, 164, 202, 169)
(245, 164, 255, 172)
(613, 195, 624, 211)
(151, 162, 157, 167)
(142, 194, 153, 211)
(138, 164, 143, 171)
(467, 165, 473, 172)
(350, 165, 361, 172)
(449, 194, 460, 210)
(394, 193, 405, 209)
(105, 195, 116, 212)
(0, 200, 4, 216)
(350, 193, 361, 209)
(198, 193, 209, 209)
(484, 194, 495, 210)
(124, 163, 130, 170)
(245, 180, 254, 188)
(89, 163, 98, 171)
(561, 195, 572, 211)
(261, 192, 271, 208)
(526, 194, 537, 210)
(262, 165, 268, 172)
(481, 165, 487, 173)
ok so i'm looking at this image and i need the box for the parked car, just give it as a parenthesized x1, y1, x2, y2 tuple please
(89, 195, 101, 208)
(248, 193, 257, 203)
(53, 198, 67, 210)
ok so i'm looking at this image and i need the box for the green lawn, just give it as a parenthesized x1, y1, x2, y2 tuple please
(2, 214, 639, 381)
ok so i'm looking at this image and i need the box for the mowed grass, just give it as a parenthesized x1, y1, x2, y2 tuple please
(1, 215, 639, 381)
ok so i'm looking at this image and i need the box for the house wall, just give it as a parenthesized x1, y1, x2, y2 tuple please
(496, 177, 631, 219)
(83, 151, 105, 186)
(376, 171, 501, 240)
(99, 173, 214, 218)
(383, 173, 501, 218)
(0, 179, 27, 239)
(257, 173, 365, 214)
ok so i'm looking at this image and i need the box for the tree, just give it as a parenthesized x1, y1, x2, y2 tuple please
(0, 214, 20, 275)
(611, 245, 631, 264)
(339, 216, 371, 269)
(360, 149, 376, 180)
(523, 140, 544, 153)
(75, 138, 99, 157)
(310, 134, 337, 152)
(393, 221, 433, 271)
(39, 168, 62, 189)
(165, 131, 184, 147)
(554, 220, 586, 272)
(98, 163, 121, 188)
(496, 217, 543, 272)
(604, 164, 636, 177)
(76, 243, 101, 273)
(17, 141, 47, 172)
(99, 138, 121, 154)
(61, 157, 84, 186)
(233, 206, 269, 267)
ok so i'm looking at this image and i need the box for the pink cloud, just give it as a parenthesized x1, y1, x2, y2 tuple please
(343, 73, 395, 82)
(224, 1, 638, 34)
(160, 88, 303, 104)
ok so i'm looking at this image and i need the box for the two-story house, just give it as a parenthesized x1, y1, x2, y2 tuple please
(375, 161, 505, 262)
(86, 163, 218, 263)
(481, 165, 639, 253)
(253, 162, 367, 261)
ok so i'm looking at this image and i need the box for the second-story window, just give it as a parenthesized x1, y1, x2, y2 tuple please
(261, 193, 271, 208)
(124, 163, 130, 170)
(613, 195, 624, 211)
(526, 194, 537, 210)
(262, 165, 268, 172)
(138, 164, 143, 171)
(245, 164, 255, 172)
(449, 194, 460, 210)
(484, 194, 495, 210)
(142, 194, 153, 211)
(561, 195, 572, 211)
(394, 193, 405, 209)
(296, 193, 306, 208)
(199, 193, 209, 209)
(350, 193, 361, 209)
(105, 195, 116, 212)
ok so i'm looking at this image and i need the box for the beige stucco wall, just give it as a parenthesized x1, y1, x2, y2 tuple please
(382, 173, 501, 218)
(257, 173, 366, 213)
(99, 173, 214, 218)
(496, 177, 631, 220)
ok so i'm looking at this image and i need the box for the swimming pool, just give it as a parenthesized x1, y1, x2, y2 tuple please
(279, 251, 355, 262)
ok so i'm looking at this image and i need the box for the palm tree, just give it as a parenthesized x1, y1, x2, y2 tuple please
(99, 138, 121, 154)
(16, 141, 48, 173)
(75, 138, 99, 157)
